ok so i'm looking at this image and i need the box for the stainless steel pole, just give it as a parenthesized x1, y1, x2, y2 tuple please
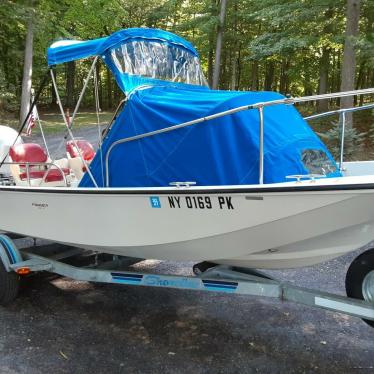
(339, 112, 346, 171)
(49, 68, 99, 188)
(258, 106, 264, 184)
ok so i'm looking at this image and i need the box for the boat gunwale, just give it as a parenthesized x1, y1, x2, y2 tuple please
(1, 182, 374, 194)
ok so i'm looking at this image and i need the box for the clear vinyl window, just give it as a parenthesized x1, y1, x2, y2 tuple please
(301, 149, 337, 175)
(110, 40, 208, 87)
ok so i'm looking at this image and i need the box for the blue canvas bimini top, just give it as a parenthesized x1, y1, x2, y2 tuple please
(47, 28, 207, 94)
(47, 28, 198, 65)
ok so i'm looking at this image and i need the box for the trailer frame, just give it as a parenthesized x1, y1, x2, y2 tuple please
(0, 233, 373, 324)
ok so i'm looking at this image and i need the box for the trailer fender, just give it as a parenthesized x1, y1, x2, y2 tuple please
(0, 234, 22, 272)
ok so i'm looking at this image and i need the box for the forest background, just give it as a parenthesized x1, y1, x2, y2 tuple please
(0, 0, 373, 155)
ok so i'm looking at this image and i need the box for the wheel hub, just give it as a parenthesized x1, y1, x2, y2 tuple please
(362, 270, 374, 303)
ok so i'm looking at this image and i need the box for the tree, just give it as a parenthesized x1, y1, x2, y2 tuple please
(1, 0, 373, 124)
(212, 0, 227, 89)
(317, 7, 334, 113)
(340, 0, 361, 127)
(65, 61, 75, 108)
(19, 11, 34, 125)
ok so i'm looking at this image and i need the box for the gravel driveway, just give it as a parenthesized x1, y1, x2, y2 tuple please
(0, 128, 373, 373)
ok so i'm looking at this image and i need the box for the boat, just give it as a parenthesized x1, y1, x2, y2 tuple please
(0, 27, 373, 272)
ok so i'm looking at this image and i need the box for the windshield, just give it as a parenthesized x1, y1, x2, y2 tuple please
(110, 39, 208, 87)
(301, 149, 338, 175)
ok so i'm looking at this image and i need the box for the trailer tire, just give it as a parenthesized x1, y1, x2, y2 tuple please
(0, 261, 19, 306)
(345, 248, 374, 328)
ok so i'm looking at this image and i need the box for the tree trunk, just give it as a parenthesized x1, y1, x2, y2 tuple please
(50, 69, 57, 106)
(304, 63, 313, 96)
(208, 36, 214, 87)
(317, 48, 330, 112)
(317, 7, 333, 112)
(237, 47, 242, 90)
(106, 68, 112, 109)
(212, 0, 227, 89)
(264, 61, 274, 91)
(335, 52, 342, 106)
(113, 84, 121, 104)
(230, 0, 238, 90)
(340, 0, 361, 128)
(251, 61, 259, 91)
(19, 15, 33, 125)
(279, 58, 289, 94)
(231, 53, 237, 90)
(355, 62, 364, 90)
(65, 61, 75, 109)
(96, 61, 103, 109)
(355, 62, 365, 105)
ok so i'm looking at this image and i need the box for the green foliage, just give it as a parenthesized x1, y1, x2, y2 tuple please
(319, 121, 367, 160)
(0, 0, 373, 120)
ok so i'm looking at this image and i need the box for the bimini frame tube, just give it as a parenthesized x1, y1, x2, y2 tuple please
(49, 59, 99, 188)
(70, 56, 99, 129)
(105, 88, 374, 187)
(29, 89, 50, 158)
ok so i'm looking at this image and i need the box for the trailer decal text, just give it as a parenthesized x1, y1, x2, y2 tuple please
(144, 275, 200, 289)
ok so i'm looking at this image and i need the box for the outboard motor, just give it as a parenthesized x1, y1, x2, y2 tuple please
(0, 125, 23, 179)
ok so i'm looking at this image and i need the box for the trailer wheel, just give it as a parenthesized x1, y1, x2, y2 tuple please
(345, 248, 374, 328)
(0, 261, 19, 306)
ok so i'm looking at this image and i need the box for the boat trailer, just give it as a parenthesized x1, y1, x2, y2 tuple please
(0, 233, 373, 328)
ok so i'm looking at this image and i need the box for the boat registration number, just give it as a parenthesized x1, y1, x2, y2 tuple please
(149, 196, 234, 210)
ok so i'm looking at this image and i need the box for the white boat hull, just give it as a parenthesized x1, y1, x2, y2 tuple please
(1, 176, 374, 269)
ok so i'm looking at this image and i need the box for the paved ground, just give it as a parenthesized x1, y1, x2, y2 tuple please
(0, 247, 373, 374)
(0, 129, 373, 373)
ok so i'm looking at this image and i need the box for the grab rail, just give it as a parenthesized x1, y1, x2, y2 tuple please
(105, 88, 374, 187)
(304, 103, 374, 120)
(2, 161, 68, 187)
(305, 103, 374, 170)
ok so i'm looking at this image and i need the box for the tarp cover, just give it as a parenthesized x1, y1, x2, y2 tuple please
(80, 85, 341, 188)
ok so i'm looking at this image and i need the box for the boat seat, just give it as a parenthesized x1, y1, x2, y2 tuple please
(66, 140, 95, 180)
(66, 140, 95, 161)
(9, 143, 70, 187)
